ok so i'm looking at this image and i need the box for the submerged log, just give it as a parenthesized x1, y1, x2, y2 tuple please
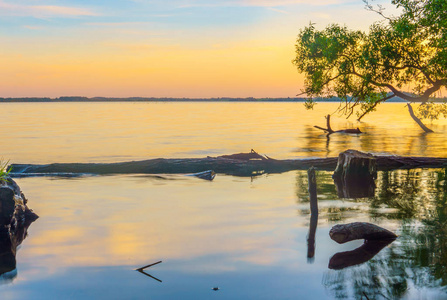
(9, 150, 447, 177)
(329, 222, 397, 244)
(333, 150, 377, 198)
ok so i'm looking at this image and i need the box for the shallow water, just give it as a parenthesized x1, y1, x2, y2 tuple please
(1, 102, 447, 299)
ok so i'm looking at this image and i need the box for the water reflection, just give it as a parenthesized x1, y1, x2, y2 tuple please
(0, 215, 36, 284)
(298, 168, 447, 299)
(2, 168, 447, 299)
(328, 239, 394, 270)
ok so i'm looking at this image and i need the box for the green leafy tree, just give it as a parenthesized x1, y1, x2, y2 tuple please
(293, 0, 447, 132)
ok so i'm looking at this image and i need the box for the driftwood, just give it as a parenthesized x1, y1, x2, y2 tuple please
(328, 239, 394, 270)
(333, 150, 377, 198)
(9, 150, 447, 177)
(329, 222, 397, 244)
(314, 115, 362, 135)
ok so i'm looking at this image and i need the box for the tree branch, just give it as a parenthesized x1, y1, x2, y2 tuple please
(349, 70, 446, 103)
(375, 63, 435, 84)
(357, 94, 396, 121)
(407, 103, 434, 133)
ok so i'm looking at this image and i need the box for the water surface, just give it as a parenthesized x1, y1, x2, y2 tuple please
(1, 102, 447, 299)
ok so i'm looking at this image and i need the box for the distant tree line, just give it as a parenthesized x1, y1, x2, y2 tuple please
(1, 96, 443, 103)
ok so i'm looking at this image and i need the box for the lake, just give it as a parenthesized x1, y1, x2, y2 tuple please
(1, 102, 447, 299)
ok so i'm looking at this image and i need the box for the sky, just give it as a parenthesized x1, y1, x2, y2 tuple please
(0, 0, 392, 98)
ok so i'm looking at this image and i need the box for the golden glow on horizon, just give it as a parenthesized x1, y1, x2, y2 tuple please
(0, 0, 390, 98)
(0, 37, 302, 98)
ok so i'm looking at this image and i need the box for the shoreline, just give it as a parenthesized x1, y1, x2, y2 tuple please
(0, 97, 415, 103)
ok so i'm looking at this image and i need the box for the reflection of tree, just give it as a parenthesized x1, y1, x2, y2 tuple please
(399, 168, 447, 286)
(371, 169, 442, 219)
(323, 168, 447, 299)
(295, 171, 365, 222)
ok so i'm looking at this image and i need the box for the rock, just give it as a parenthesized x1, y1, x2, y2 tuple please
(329, 222, 397, 244)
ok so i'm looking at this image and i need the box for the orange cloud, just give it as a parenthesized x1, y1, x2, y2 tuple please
(0, 1, 98, 17)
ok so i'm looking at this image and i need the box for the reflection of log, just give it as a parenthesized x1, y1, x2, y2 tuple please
(334, 179, 375, 199)
(9, 150, 447, 177)
(308, 167, 318, 216)
(314, 115, 362, 135)
(328, 239, 394, 270)
(0, 215, 35, 277)
(333, 150, 377, 198)
(307, 214, 318, 261)
(187, 170, 216, 181)
(329, 222, 397, 244)
(307, 167, 318, 261)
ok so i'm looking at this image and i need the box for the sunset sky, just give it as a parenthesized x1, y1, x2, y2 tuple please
(0, 0, 392, 98)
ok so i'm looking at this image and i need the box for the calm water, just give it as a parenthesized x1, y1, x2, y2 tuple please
(1, 102, 447, 299)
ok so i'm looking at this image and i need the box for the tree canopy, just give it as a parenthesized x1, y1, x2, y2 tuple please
(293, 0, 447, 122)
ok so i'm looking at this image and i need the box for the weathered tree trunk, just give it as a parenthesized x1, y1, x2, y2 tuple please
(328, 239, 394, 270)
(329, 222, 397, 244)
(307, 167, 318, 261)
(333, 150, 377, 198)
(407, 103, 434, 133)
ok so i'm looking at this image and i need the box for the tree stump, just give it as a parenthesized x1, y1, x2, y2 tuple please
(332, 150, 377, 198)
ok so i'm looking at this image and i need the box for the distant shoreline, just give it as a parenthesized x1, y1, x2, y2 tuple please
(0, 96, 433, 103)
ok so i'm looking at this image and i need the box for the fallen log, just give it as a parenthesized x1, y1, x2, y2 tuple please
(329, 222, 397, 244)
(9, 150, 447, 177)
